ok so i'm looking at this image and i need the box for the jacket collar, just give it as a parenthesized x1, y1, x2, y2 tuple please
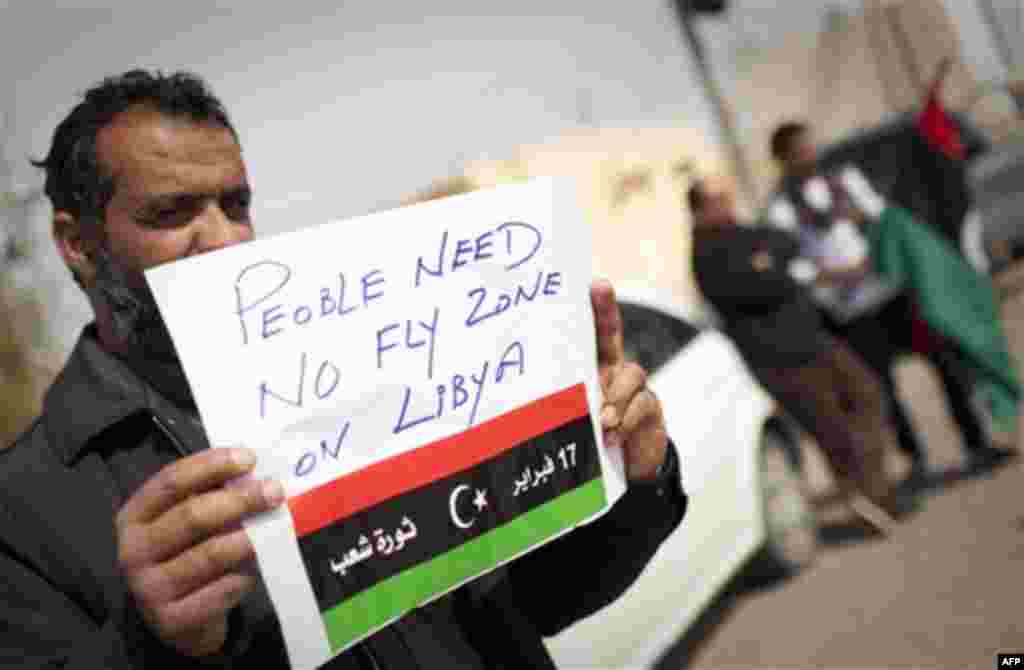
(43, 326, 206, 465)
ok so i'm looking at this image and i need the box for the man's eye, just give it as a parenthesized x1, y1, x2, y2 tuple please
(139, 207, 189, 227)
(223, 192, 252, 220)
(137, 209, 174, 224)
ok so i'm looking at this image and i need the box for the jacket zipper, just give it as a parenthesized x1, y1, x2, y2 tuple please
(151, 414, 188, 457)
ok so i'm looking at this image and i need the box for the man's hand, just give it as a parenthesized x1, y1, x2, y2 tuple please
(591, 279, 669, 482)
(815, 259, 872, 288)
(836, 198, 868, 228)
(751, 249, 775, 272)
(115, 448, 284, 657)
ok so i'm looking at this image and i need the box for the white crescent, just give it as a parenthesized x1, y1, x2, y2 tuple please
(449, 484, 476, 529)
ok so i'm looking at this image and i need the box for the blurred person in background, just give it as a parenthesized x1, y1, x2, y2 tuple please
(688, 177, 916, 530)
(766, 121, 1019, 490)
(913, 57, 991, 272)
(0, 68, 687, 669)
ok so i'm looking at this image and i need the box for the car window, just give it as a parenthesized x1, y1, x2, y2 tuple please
(816, 112, 990, 233)
(618, 301, 700, 375)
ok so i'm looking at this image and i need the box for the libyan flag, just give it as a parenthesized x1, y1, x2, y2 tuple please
(286, 383, 606, 654)
(917, 88, 965, 161)
(867, 206, 1022, 434)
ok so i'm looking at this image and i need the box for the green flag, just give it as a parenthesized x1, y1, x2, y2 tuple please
(867, 206, 1022, 434)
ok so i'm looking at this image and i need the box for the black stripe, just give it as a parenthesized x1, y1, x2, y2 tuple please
(297, 415, 599, 612)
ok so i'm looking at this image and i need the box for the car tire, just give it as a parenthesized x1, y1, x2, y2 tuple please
(748, 429, 819, 581)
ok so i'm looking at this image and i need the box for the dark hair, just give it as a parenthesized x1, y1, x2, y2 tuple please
(686, 180, 706, 215)
(32, 69, 237, 225)
(770, 121, 808, 162)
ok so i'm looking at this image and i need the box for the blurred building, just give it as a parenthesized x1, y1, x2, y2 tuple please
(411, 126, 733, 315)
(698, 0, 1022, 202)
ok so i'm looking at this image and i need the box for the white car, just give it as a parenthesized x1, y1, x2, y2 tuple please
(545, 284, 819, 669)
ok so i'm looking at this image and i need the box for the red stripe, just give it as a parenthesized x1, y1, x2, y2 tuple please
(288, 383, 590, 537)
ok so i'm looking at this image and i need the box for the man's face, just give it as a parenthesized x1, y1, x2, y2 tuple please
(695, 189, 736, 228)
(53, 104, 254, 360)
(92, 105, 254, 289)
(788, 130, 818, 173)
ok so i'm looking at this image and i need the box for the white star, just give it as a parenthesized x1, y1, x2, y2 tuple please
(473, 489, 488, 512)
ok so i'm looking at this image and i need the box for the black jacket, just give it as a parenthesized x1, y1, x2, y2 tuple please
(0, 327, 686, 669)
(692, 224, 828, 369)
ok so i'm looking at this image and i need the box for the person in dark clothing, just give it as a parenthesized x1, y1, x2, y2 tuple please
(767, 121, 1016, 487)
(0, 69, 687, 670)
(913, 57, 990, 272)
(687, 178, 913, 529)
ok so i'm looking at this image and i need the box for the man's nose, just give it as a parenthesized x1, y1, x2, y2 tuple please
(193, 203, 253, 254)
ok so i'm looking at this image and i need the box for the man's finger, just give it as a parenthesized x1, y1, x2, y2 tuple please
(134, 529, 257, 605)
(150, 572, 254, 643)
(117, 448, 258, 526)
(121, 477, 283, 568)
(591, 279, 624, 366)
(620, 387, 662, 436)
(620, 388, 669, 481)
(602, 362, 647, 427)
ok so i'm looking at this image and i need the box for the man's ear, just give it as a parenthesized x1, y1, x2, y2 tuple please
(52, 211, 98, 286)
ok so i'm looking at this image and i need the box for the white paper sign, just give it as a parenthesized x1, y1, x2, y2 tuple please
(146, 177, 624, 670)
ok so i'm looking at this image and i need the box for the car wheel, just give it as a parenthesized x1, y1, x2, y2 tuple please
(750, 429, 819, 580)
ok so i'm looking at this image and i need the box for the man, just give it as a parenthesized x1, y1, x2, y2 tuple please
(913, 57, 990, 272)
(0, 70, 687, 669)
(687, 178, 912, 529)
(766, 121, 1016, 485)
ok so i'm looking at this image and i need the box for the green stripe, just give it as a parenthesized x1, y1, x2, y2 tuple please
(321, 478, 607, 652)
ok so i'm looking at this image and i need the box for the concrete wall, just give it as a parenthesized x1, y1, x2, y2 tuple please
(459, 126, 731, 312)
(942, 0, 1017, 80)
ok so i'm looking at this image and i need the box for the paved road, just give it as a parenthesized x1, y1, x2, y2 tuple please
(674, 292, 1024, 670)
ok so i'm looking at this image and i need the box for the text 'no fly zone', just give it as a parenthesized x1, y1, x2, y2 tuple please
(230, 221, 566, 479)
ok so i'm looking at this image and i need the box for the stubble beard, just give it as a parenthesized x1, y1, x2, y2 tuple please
(88, 246, 180, 364)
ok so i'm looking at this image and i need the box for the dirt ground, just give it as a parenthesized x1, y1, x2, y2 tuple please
(676, 288, 1024, 670)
